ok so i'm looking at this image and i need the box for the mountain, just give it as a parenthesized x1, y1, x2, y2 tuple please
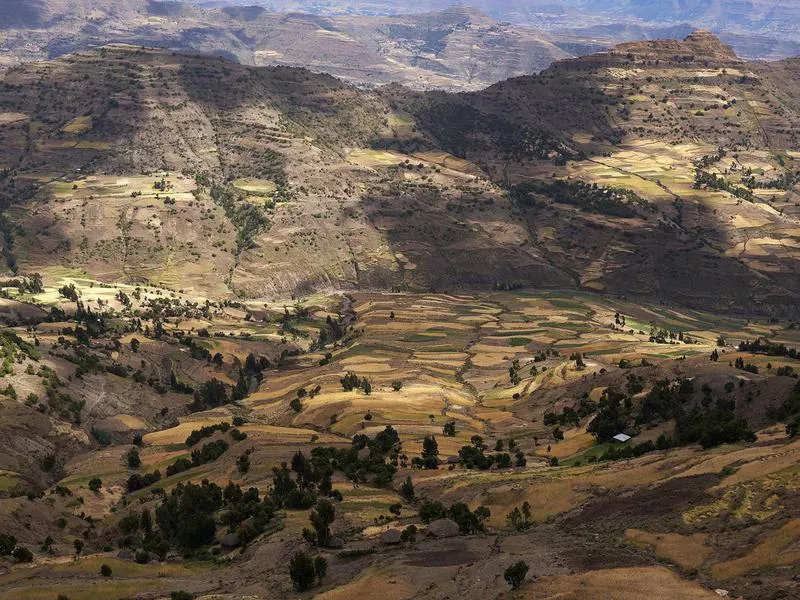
(1, 32, 800, 314)
(0, 1, 572, 90)
(192, 0, 800, 60)
(0, 30, 798, 600)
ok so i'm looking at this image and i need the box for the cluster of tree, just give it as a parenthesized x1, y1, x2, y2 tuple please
(303, 498, 336, 547)
(543, 397, 598, 429)
(675, 397, 756, 449)
(418, 500, 490, 534)
(694, 169, 754, 201)
(506, 502, 534, 531)
(312, 312, 351, 350)
(58, 283, 79, 302)
(411, 435, 439, 469)
(509, 358, 521, 385)
(340, 371, 371, 394)
(457, 435, 525, 470)
(0, 533, 33, 563)
(126, 470, 162, 492)
(190, 378, 230, 411)
(209, 184, 271, 254)
(588, 377, 754, 449)
(150, 479, 274, 552)
(767, 381, 800, 437)
(291, 384, 321, 413)
(738, 338, 799, 358)
(734, 357, 759, 374)
(509, 179, 655, 218)
(185, 422, 230, 447)
(181, 336, 212, 362)
(598, 434, 673, 462)
(0, 273, 43, 295)
(289, 551, 327, 591)
(166, 439, 229, 476)
(168, 371, 194, 395)
(649, 326, 692, 344)
(271, 426, 401, 512)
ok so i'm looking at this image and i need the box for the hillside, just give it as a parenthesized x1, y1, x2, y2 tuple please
(0, 30, 798, 600)
(2, 34, 800, 314)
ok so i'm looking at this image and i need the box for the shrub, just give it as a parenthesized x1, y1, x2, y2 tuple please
(0, 534, 16, 555)
(289, 550, 316, 591)
(504, 560, 529, 589)
(100, 563, 112, 577)
(314, 555, 327, 584)
(88, 478, 102, 492)
(12, 546, 33, 563)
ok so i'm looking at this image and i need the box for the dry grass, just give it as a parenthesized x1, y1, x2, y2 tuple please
(520, 566, 720, 599)
(710, 519, 800, 580)
(624, 529, 712, 569)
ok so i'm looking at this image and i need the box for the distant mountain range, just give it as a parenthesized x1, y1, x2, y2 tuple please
(1, 1, 799, 92)
(191, 1, 800, 61)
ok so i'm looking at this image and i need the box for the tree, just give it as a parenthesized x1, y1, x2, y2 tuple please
(73, 539, 84, 556)
(289, 550, 316, 591)
(58, 284, 79, 302)
(470, 435, 486, 450)
(400, 524, 417, 543)
(422, 436, 438, 459)
(442, 421, 456, 436)
(237, 452, 251, 474)
(504, 561, 529, 589)
(88, 478, 102, 492)
(419, 500, 445, 523)
(100, 563, 112, 577)
(126, 447, 141, 469)
(310, 499, 335, 547)
(130, 338, 140, 352)
(400, 476, 415, 501)
(787, 415, 800, 438)
(314, 555, 327, 584)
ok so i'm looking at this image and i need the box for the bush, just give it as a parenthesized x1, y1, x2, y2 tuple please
(12, 546, 33, 563)
(419, 500, 445, 523)
(313, 555, 327, 584)
(100, 563, 112, 577)
(504, 560, 529, 589)
(289, 550, 316, 591)
(170, 592, 194, 600)
(88, 478, 102, 492)
(0, 533, 17, 555)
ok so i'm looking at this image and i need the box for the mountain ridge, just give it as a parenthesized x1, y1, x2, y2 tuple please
(1, 31, 800, 315)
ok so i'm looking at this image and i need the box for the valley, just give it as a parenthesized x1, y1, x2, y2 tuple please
(0, 284, 796, 598)
(0, 22, 797, 600)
